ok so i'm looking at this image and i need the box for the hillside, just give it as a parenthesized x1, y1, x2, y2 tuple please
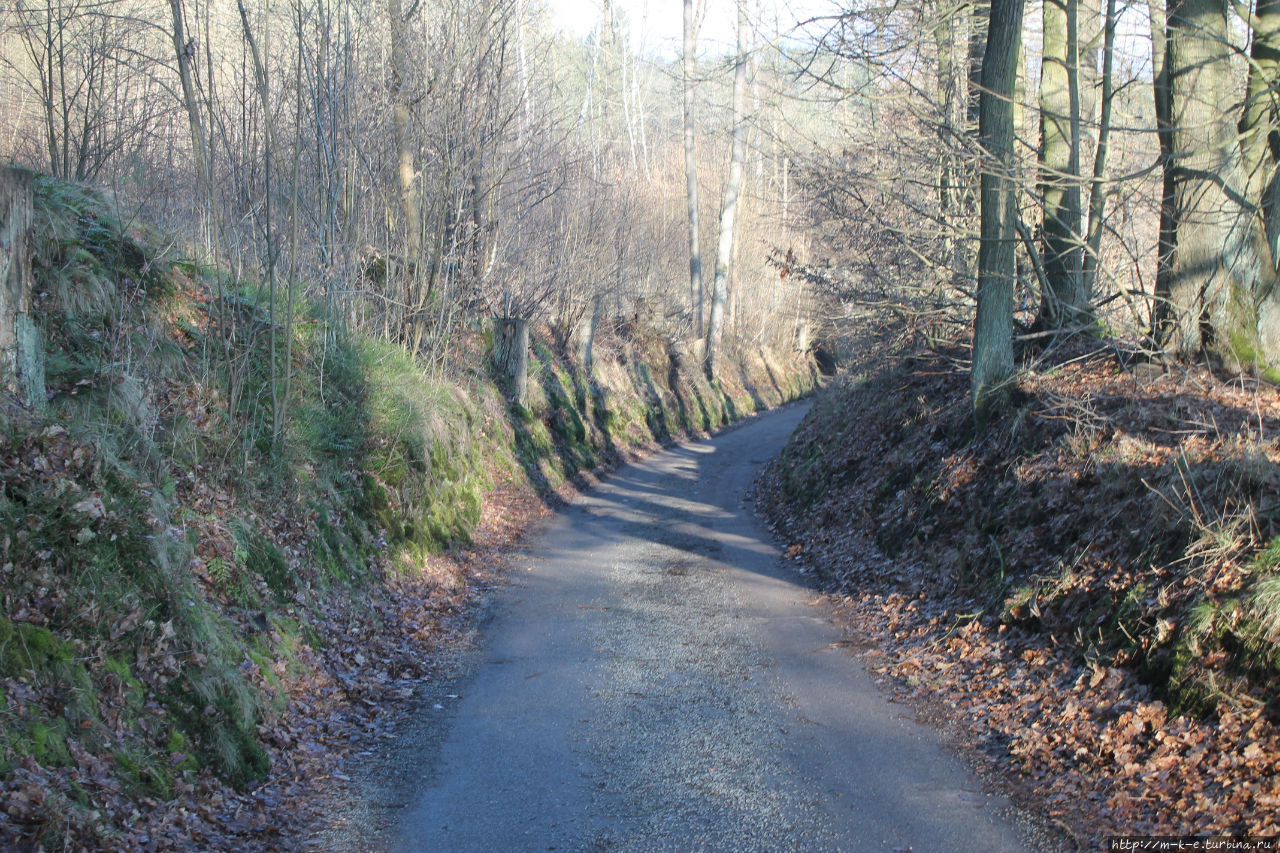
(757, 331, 1280, 845)
(0, 174, 817, 850)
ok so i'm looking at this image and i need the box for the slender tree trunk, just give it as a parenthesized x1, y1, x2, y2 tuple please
(1148, 0, 1176, 335)
(168, 0, 213, 256)
(237, 0, 287, 446)
(1081, 0, 1116, 299)
(704, 0, 747, 382)
(934, 0, 964, 299)
(683, 0, 704, 339)
(1079, 0, 1102, 131)
(971, 0, 1025, 421)
(1038, 0, 1086, 327)
(388, 0, 421, 260)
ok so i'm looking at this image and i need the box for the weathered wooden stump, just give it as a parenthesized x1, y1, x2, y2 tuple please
(0, 166, 44, 413)
(495, 316, 529, 407)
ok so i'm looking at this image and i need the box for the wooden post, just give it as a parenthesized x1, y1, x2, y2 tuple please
(796, 322, 810, 353)
(580, 292, 601, 371)
(1, 167, 44, 413)
(495, 317, 529, 407)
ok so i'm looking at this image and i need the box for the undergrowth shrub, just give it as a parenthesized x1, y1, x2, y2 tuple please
(359, 338, 485, 563)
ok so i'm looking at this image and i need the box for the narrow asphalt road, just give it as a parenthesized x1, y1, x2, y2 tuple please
(331, 403, 1040, 852)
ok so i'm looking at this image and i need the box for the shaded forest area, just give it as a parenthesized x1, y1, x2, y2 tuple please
(4, 0, 1280, 846)
(760, 334, 1280, 844)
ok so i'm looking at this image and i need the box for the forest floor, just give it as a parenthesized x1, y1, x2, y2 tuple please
(755, 331, 1280, 848)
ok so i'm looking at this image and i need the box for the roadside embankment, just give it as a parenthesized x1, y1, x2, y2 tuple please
(757, 333, 1280, 844)
(0, 173, 817, 850)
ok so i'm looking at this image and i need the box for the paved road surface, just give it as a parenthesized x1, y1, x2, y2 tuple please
(332, 402, 1039, 852)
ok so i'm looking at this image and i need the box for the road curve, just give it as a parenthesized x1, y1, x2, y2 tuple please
(360, 403, 1036, 852)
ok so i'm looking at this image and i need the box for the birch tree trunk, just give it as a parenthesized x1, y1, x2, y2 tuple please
(683, 0, 704, 339)
(971, 0, 1024, 421)
(704, 0, 747, 382)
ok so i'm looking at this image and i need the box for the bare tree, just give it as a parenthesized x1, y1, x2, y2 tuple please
(970, 0, 1025, 418)
(1080, 0, 1116, 300)
(705, 0, 748, 382)
(683, 0, 704, 338)
(1037, 0, 1086, 327)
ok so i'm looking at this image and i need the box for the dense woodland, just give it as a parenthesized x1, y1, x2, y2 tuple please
(0, 0, 828, 398)
(6, 0, 1280, 403)
(2, 0, 1280, 846)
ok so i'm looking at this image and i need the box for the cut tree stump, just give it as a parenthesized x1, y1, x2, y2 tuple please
(0, 166, 44, 413)
(495, 317, 529, 407)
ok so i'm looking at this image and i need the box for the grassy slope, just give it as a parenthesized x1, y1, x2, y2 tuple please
(0, 175, 817, 849)
(758, 334, 1280, 841)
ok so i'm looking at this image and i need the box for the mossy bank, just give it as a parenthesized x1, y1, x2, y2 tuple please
(0, 174, 817, 849)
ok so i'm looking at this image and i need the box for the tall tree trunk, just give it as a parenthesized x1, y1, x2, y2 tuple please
(1148, 0, 1176, 334)
(1078, 0, 1102, 149)
(971, 0, 1025, 421)
(168, 0, 214, 256)
(683, 0, 704, 338)
(388, 0, 421, 260)
(1162, 0, 1264, 364)
(704, 0, 747, 382)
(1243, 0, 1280, 358)
(935, 0, 965, 298)
(1081, 0, 1116, 299)
(236, 0, 287, 446)
(1038, 0, 1086, 327)
(1241, 0, 1280, 267)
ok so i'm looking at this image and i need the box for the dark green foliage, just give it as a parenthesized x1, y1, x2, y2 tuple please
(164, 677, 269, 790)
(357, 339, 485, 561)
(231, 519, 292, 601)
